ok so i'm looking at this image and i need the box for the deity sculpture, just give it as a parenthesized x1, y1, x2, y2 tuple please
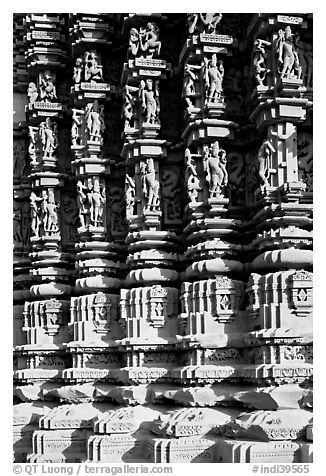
(39, 70, 57, 102)
(125, 174, 136, 216)
(84, 51, 104, 82)
(252, 39, 271, 86)
(89, 179, 106, 227)
(185, 148, 200, 204)
(183, 64, 201, 108)
(203, 141, 228, 198)
(43, 188, 59, 234)
(203, 54, 224, 104)
(27, 82, 38, 105)
(39, 118, 58, 159)
(187, 13, 223, 34)
(85, 100, 105, 142)
(139, 79, 160, 124)
(30, 191, 44, 237)
(140, 158, 160, 212)
(256, 138, 276, 189)
(276, 26, 301, 79)
(73, 57, 83, 84)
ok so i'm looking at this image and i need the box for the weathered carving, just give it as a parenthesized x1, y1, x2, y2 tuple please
(161, 166, 182, 223)
(297, 132, 313, 192)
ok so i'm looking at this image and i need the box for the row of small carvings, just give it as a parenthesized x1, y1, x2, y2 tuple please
(14, 404, 313, 441)
(18, 270, 313, 339)
(13, 381, 313, 409)
(14, 405, 313, 463)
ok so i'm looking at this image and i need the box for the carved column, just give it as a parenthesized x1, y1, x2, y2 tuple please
(179, 14, 245, 352)
(62, 14, 125, 386)
(14, 14, 72, 392)
(120, 15, 180, 350)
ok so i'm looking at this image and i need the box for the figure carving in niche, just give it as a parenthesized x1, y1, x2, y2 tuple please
(13, 203, 23, 246)
(203, 141, 228, 198)
(39, 118, 58, 159)
(294, 35, 313, 87)
(71, 109, 84, 147)
(61, 196, 79, 243)
(125, 174, 136, 216)
(203, 54, 224, 105)
(185, 148, 200, 204)
(108, 186, 125, 233)
(227, 152, 246, 205)
(39, 71, 57, 102)
(187, 13, 223, 34)
(140, 158, 160, 212)
(89, 178, 106, 227)
(43, 188, 59, 234)
(183, 64, 201, 108)
(30, 191, 44, 237)
(73, 57, 83, 84)
(27, 82, 38, 104)
(256, 138, 276, 189)
(297, 132, 313, 191)
(139, 79, 160, 124)
(276, 26, 301, 79)
(161, 167, 182, 221)
(77, 180, 88, 227)
(84, 51, 104, 82)
(85, 100, 105, 142)
(13, 141, 26, 176)
(123, 85, 138, 130)
(253, 39, 271, 86)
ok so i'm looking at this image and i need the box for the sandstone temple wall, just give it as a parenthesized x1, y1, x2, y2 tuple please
(13, 13, 313, 463)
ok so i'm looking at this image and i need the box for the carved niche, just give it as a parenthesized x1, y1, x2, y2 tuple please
(91, 293, 112, 334)
(289, 270, 313, 318)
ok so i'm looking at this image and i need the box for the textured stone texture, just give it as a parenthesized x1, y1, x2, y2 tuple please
(13, 13, 313, 463)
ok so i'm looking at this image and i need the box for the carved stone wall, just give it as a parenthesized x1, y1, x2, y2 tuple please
(13, 13, 313, 464)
